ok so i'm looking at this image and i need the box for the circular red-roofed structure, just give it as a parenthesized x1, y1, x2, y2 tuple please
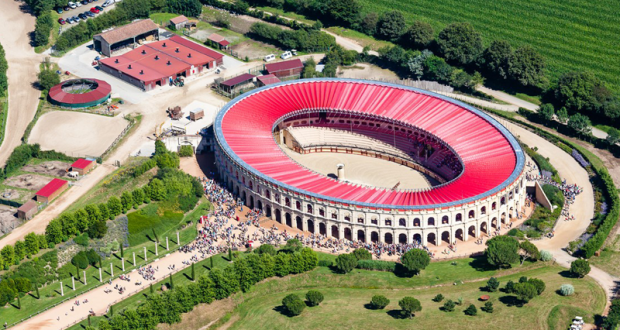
(214, 79, 526, 246)
(48, 78, 111, 109)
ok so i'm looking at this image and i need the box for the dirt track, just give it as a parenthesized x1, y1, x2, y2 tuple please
(0, 0, 44, 166)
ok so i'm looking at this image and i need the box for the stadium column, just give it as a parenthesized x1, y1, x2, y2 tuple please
(421, 230, 427, 246)
(338, 226, 344, 241)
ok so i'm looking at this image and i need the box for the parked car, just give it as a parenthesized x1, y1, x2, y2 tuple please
(291, 49, 297, 56)
(95, 5, 103, 11)
(73, 15, 80, 22)
(81, 0, 89, 5)
(78, 13, 86, 20)
(75, 1, 82, 6)
(68, 1, 77, 8)
(64, 5, 71, 10)
(56, 8, 63, 13)
(90, 7, 99, 13)
(101, 0, 111, 6)
(58, 17, 66, 25)
(67, 16, 75, 24)
(264, 54, 276, 62)
(280, 51, 292, 60)
(86, 11, 95, 17)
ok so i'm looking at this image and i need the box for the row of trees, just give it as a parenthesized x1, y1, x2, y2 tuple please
(34, 12, 54, 47)
(0, 43, 7, 97)
(249, 22, 336, 52)
(94, 247, 319, 330)
(333, 247, 430, 276)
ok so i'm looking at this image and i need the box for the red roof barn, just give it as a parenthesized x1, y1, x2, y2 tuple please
(257, 74, 281, 86)
(71, 159, 95, 175)
(35, 179, 69, 203)
(265, 59, 304, 78)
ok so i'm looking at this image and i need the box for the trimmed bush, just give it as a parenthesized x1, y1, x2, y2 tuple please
(432, 294, 444, 302)
(352, 248, 372, 261)
(335, 253, 357, 274)
(464, 304, 477, 316)
(356, 259, 396, 272)
(71, 251, 89, 269)
(370, 295, 390, 309)
(443, 299, 455, 312)
(559, 284, 575, 296)
(570, 259, 591, 278)
(305, 290, 324, 307)
(540, 250, 553, 261)
(282, 294, 305, 316)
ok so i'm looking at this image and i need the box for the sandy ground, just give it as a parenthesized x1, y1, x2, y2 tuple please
(338, 63, 398, 80)
(22, 160, 73, 177)
(0, 1, 44, 167)
(0, 204, 20, 236)
(4, 173, 52, 191)
(28, 111, 129, 157)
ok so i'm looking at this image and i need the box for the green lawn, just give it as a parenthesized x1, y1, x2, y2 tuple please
(356, 0, 620, 92)
(325, 26, 395, 51)
(254, 6, 317, 25)
(149, 13, 182, 26)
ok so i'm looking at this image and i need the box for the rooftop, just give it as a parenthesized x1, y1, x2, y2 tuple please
(94, 19, 158, 45)
(257, 74, 281, 85)
(36, 178, 68, 198)
(17, 200, 37, 213)
(220, 73, 255, 87)
(169, 35, 224, 61)
(71, 158, 93, 169)
(265, 59, 304, 73)
(170, 15, 188, 25)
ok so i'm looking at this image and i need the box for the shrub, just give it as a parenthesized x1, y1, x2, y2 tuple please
(443, 299, 455, 312)
(504, 280, 515, 293)
(255, 244, 277, 256)
(559, 284, 575, 296)
(487, 277, 500, 292)
(352, 248, 372, 261)
(282, 294, 305, 316)
(178, 145, 194, 157)
(528, 278, 546, 295)
(86, 249, 100, 266)
(305, 290, 324, 307)
(370, 295, 390, 309)
(335, 253, 357, 274)
(432, 294, 444, 302)
(74, 233, 89, 247)
(570, 259, 591, 278)
(514, 282, 537, 303)
(398, 296, 422, 319)
(356, 259, 395, 272)
(481, 301, 494, 313)
(400, 248, 430, 274)
(464, 304, 477, 316)
(540, 250, 553, 261)
(71, 252, 89, 269)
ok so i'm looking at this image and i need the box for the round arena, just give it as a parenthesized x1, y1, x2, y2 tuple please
(214, 79, 526, 247)
(48, 78, 111, 108)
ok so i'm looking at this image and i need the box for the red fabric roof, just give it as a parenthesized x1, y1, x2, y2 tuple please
(169, 35, 224, 61)
(145, 40, 214, 66)
(265, 59, 303, 73)
(219, 40, 230, 46)
(257, 74, 281, 85)
(36, 179, 68, 198)
(221, 73, 255, 87)
(48, 79, 111, 105)
(219, 81, 519, 207)
(71, 158, 93, 169)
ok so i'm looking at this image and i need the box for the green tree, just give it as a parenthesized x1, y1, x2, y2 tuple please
(437, 22, 483, 65)
(169, 273, 174, 289)
(282, 293, 305, 316)
(486, 277, 500, 292)
(1, 245, 14, 266)
(132, 188, 145, 206)
(508, 45, 546, 87)
(484, 236, 520, 269)
(325, 0, 360, 27)
(300, 247, 318, 271)
(280, 239, 303, 253)
(149, 178, 166, 201)
(273, 253, 290, 277)
(178, 145, 194, 157)
(305, 290, 324, 306)
(37, 66, 60, 91)
(519, 241, 540, 265)
(120, 191, 134, 213)
(34, 12, 53, 47)
(370, 295, 390, 309)
(360, 12, 378, 35)
(84, 204, 102, 224)
(75, 209, 89, 232)
(14, 241, 26, 261)
(514, 282, 537, 303)
(606, 127, 620, 145)
(432, 293, 444, 302)
(504, 280, 515, 293)
(464, 304, 477, 316)
(166, 0, 202, 17)
(527, 278, 546, 295)
(554, 71, 609, 114)
(400, 248, 430, 275)
(482, 40, 513, 80)
(556, 107, 569, 124)
(46, 219, 63, 244)
(24, 232, 40, 256)
(335, 253, 357, 274)
(570, 259, 591, 278)
(568, 113, 592, 136)
(107, 197, 122, 218)
(482, 301, 494, 313)
(399, 296, 422, 319)
(403, 21, 434, 49)
(59, 212, 78, 237)
(352, 248, 372, 261)
(443, 299, 455, 312)
(376, 10, 406, 41)
(255, 244, 277, 256)
(98, 203, 110, 220)
(539, 103, 555, 122)
(88, 220, 107, 239)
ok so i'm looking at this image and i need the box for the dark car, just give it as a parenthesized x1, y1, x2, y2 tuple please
(81, 0, 88, 5)
(86, 11, 95, 17)
(58, 18, 66, 25)
(95, 5, 103, 11)
(64, 5, 71, 10)
(56, 8, 63, 14)
(78, 13, 87, 19)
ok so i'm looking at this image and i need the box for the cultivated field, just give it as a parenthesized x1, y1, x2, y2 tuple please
(359, 0, 620, 91)
(28, 111, 129, 157)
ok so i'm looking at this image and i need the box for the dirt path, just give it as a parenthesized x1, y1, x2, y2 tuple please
(0, 1, 44, 167)
(477, 86, 539, 111)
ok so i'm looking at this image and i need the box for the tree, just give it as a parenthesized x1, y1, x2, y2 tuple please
(443, 299, 455, 312)
(37, 67, 60, 91)
(376, 10, 406, 41)
(437, 22, 483, 65)
(514, 282, 537, 303)
(568, 113, 592, 136)
(169, 273, 174, 289)
(352, 248, 372, 261)
(486, 277, 500, 292)
(280, 239, 302, 253)
(282, 293, 305, 316)
(559, 284, 575, 296)
(400, 248, 430, 275)
(554, 71, 609, 114)
(570, 259, 591, 278)
(539, 103, 555, 122)
(1, 245, 15, 266)
(606, 127, 620, 145)
(519, 241, 540, 264)
(273, 253, 290, 277)
(335, 253, 357, 274)
(305, 290, 324, 306)
(84, 204, 102, 224)
(300, 247, 318, 271)
(24, 232, 40, 256)
(504, 280, 515, 293)
(398, 296, 422, 319)
(464, 304, 477, 316)
(34, 280, 40, 299)
(88, 220, 107, 239)
(132, 188, 145, 206)
(191, 262, 195, 281)
(166, 0, 202, 17)
(59, 213, 77, 237)
(98, 203, 110, 221)
(527, 278, 546, 295)
(508, 45, 546, 87)
(485, 236, 520, 268)
(481, 301, 493, 313)
(107, 197, 122, 218)
(432, 293, 444, 302)
(325, 0, 360, 27)
(149, 178, 166, 201)
(75, 209, 89, 232)
(370, 295, 390, 309)
(360, 12, 378, 35)
(403, 21, 434, 49)
(482, 40, 513, 80)
(120, 191, 133, 212)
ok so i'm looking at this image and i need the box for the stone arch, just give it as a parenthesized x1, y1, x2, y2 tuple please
(441, 231, 450, 244)
(319, 223, 326, 235)
(296, 216, 303, 230)
(249, 181, 253, 190)
(285, 213, 292, 227)
(492, 217, 498, 229)
(480, 222, 488, 234)
(307, 204, 313, 214)
(344, 228, 352, 241)
(266, 205, 272, 217)
(456, 213, 462, 222)
(265, 190, 270, 199)
(385, 232, 393, 244)
(285, 197, 291, 207)
(413, 218, 421, 227)
(234, 185, 239, 196)
(413, 233, 422, 244)
(344, 214, 351, 222)
(427, 217, 435, 226)
(442, 215, 449, 224)
(501, 196, 506, 205)
(249, 195, 254, 209)
(371, 231, 379, 243)
(257, 200, 262, 211)
(399, 218, 406, 227)
(492, 202, 497, 210)
(481, 206, 487, 215)
(357, 216, 364, 224)
(427, 232, 437, 246)
(357, 230, 365, 242)
(307, 219, 314, 233)
(398, 233, 407, 244)
(455, 228, 464, 241)
(501, 212, 506, 223)
(468, 225, 476, 238)
(371, 217, 378, 225)
(331, 226, 339, 239)
(468, 210, 475, 219)
(275, 209, 281, 223)
(295, 201, 301, 211)
(319, 208, 325, 217)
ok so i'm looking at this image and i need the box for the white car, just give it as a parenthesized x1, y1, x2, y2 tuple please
(68, 1, 77, 8)
(264, 54, 275, 62)
(280, 51, 292, 60)
(75, 1, 82, 6)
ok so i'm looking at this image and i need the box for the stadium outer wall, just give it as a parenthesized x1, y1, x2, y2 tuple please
(213, 79, 527, 246)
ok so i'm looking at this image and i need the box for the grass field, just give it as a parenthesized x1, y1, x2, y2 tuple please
(357, 0, 620, 92)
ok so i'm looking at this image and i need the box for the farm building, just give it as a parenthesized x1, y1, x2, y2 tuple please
(207, 33, 230, 50)
(35, 178, 68, 203)
(48, 78, 112, 109)
(169, 15, 188, 30)
(99, 38, 218, 91)
(218, 73, 255, 94)
(71, 158, 95, 175)
(190, 108, 204, 121)
(169, 35, 224, 66)
(17, 200, 37, 220)
(93, 19, 159, 57)
(257, 74, 281, 86)
(265, 59, 304, 78)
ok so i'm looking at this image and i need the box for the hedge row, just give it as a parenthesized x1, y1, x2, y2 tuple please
(356, 259, 396, 272)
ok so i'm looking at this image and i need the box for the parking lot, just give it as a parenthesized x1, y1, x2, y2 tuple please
(58, 0, 116, 22)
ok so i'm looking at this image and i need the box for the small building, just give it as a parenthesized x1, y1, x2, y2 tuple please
(169, 15, 188, 30)
(219, 73, 255, 94)
(190, 108, 204, 121)
(207, 33, 230, 50)
(71, 158, 95, 175)
(265, 59, 304, 78)
(93, 19, 159, 57)
(17, 200, 37, 220)
(257, 74, 281, 87)
(35, 179, 69, 203)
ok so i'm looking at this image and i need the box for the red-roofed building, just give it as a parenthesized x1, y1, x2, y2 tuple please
(265, 59, 304, 78)
(257, 74, 281, 87)
(219, 73, 255, 94)
(207, 33, 230, 50)
(169, 35, 224, 66)
(169, 15, 188, 30)
(71, 159, 95, 175)
(36, 179, 69, 203)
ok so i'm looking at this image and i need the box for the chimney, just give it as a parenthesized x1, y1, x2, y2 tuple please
(128, 64, 132, 69)
(187, 53, 192, 58)
(141, 49, 146, 54)
(167, 60, 171, 65)
(337, 164, 345, 180)
(114, 59, 119, 63)
(175, 48, 179, 53)
(140, 70, 144, 75)
(155, 55, 159, 60)
(162, 42, 166, 47)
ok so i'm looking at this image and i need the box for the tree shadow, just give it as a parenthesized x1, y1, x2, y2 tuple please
(272, 305, 298, 317)
(28, 292, 38, 299)
(558, 270, 574, 278)
(182, 273, 192, 281)
(498, 295, 522, 307)
(469, 256, 495, 272)
(386, 309, 407, 319)
(393, 264, 416, 278)
(363, 303, 377, 310)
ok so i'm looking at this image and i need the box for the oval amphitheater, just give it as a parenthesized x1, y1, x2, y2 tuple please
(214, 78, 526, 247)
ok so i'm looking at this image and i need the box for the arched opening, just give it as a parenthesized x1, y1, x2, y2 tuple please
(501, 197, 506, 205)
(319, 223, 326, 235)
(275, 209, 281, 223)
(399, 218, 406, 227)
(398, 233, 407, 244)
(456, 213, 462, 222)
(427, 232, 437, 246)
(344, 215, 351, 222)
(501, 213, 506, 223)
(385, 219, 392, 226)
(285, 197, 290, 207)
(427, 217, 435, 226)
(371, 232, 379, 243)
(249, 196, 254, 209)
(307, 219, 314, 233)
(295, 201, 301, 211)
(385, 233, 393, 244)
(413, 233, 422, 244)
(249, 181, 253, 190)
(296, 216, 303, 230)
(307, 204, 313, 214)
(442, 215, 449, 224)
(492, 217, 498, 229)
(371, 217, 378, 225)
(481, 206, 486, 215)
(242, 191, 247, 205)
(492, 202, 497, 210)
(455, 228, 464, 241)
(413, 218, 421, 227)
(468, 210, 475, 219)
(481, 222, 488, 234)
(357, 217, 364, 224)
(468, 225, 476, 238)
(234, 185, 239, 196)
(265, 190, 270, 199)
(285, 213, 292, 227)
(266, 205, 272, 217)
(319, 208, 325, 217)
(441, 231, 450, 244)
(357, 230, 365, 242)
(257, 200, 262, 210)
(331, 226, 339, 239)
(344, 228, 352, 241)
